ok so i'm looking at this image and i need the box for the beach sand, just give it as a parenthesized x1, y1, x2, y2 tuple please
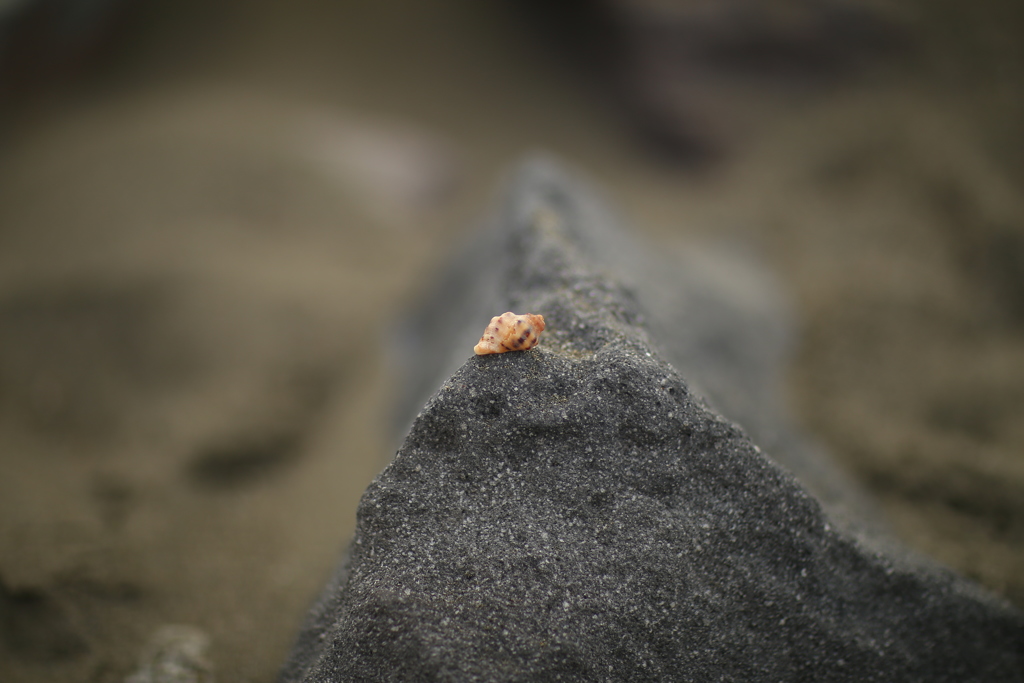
(1, 2, 1021, 681)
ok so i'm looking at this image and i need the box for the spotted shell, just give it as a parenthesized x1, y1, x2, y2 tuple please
(473, 312, 546, 355)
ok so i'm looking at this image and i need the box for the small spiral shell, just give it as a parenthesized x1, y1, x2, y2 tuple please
(473, 312, 546, 355)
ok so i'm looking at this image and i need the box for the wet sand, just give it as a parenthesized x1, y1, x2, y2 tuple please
(1, 1, 1022, 681)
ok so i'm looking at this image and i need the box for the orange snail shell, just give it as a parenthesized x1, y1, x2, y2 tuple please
(473, 312, 546, 355)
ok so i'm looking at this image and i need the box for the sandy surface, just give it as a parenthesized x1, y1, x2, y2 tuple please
(1, 1, 1022, 681)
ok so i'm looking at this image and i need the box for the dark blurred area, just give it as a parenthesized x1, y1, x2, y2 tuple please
(0, 0, 123, 97)
(1, 1, 1022, 682)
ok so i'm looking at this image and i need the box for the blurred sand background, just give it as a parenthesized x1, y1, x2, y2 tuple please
(0, 1, 1022, 681)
